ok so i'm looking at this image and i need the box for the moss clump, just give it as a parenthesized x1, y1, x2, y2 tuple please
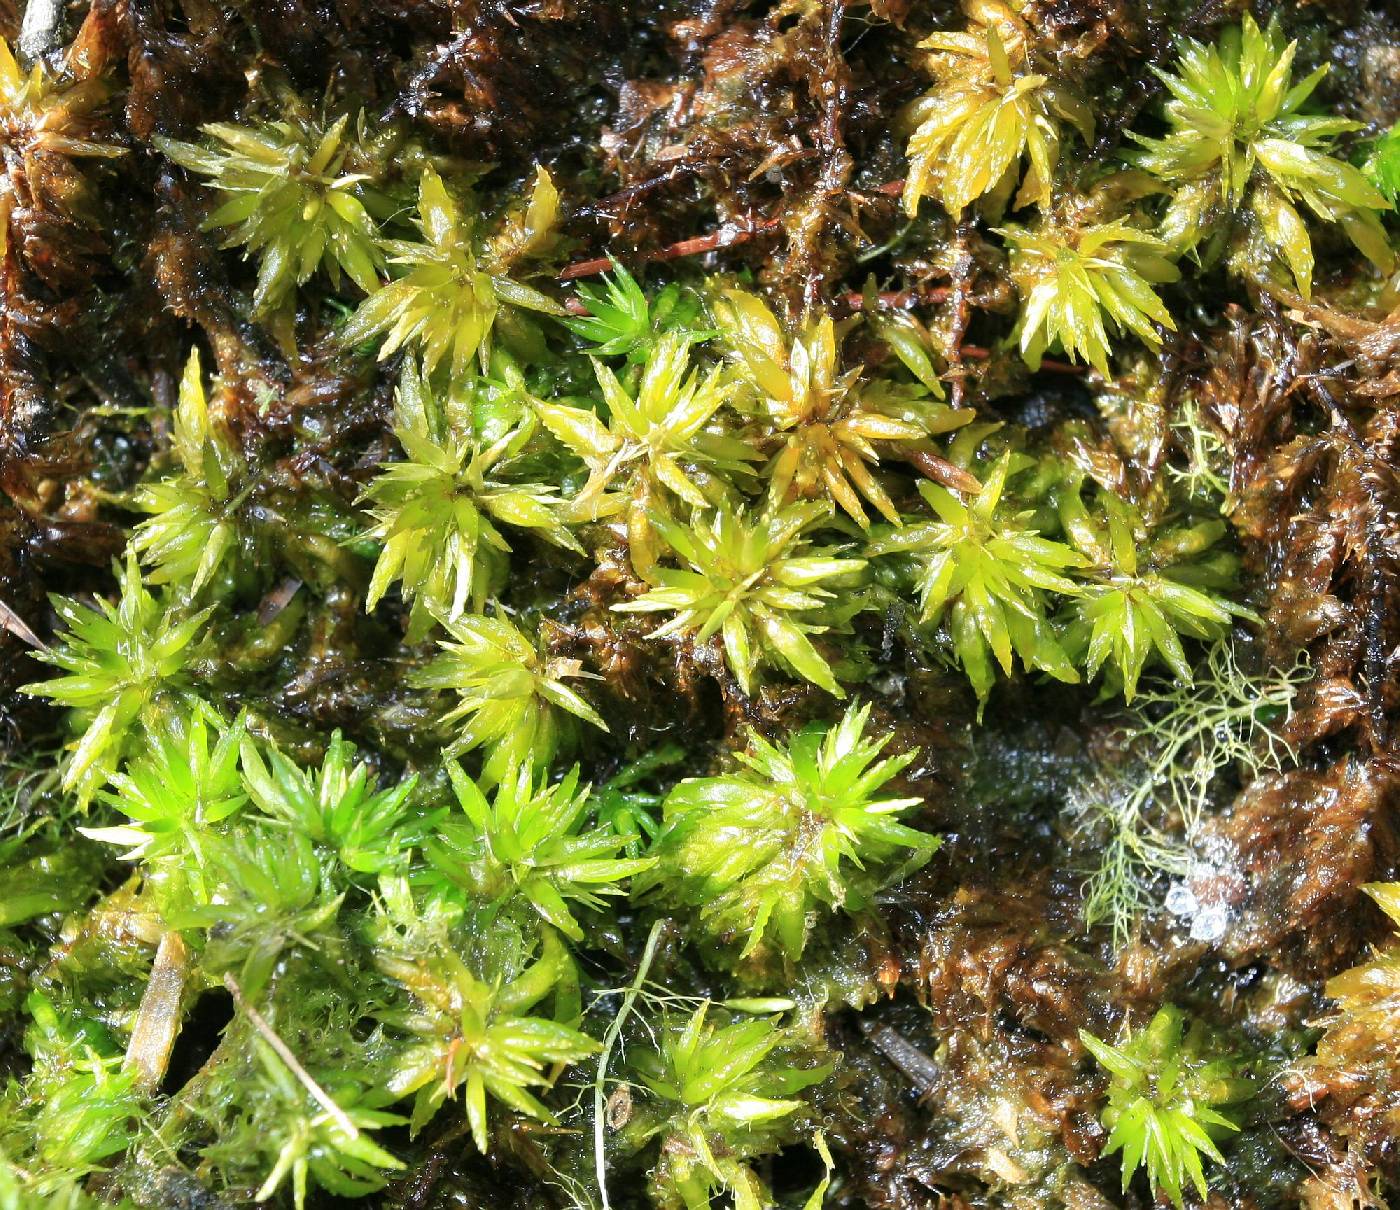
(1, 2, 1395, 1208)
(1082, 1007, 1253, 1208)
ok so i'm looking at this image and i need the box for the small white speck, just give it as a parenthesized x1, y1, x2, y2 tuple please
(1165, 883, 1197, 917)
(1190, 903, 1229, 943)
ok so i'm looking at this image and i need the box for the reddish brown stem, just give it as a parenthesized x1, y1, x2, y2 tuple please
(559, 216, 783, 281)
(560, 171, 908, 282)
(902, 447, 982, 495)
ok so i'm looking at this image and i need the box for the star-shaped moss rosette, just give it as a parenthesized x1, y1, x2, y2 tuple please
(157, 112, 390, 315)
(903, 0, 1093, 217)
(636, 702, 937, 961)
(1130, 13, 1394, 296)
(1082, 1007, 1253, 1208)
(614, 502, 865, 697)
(341, 166, 565, 380)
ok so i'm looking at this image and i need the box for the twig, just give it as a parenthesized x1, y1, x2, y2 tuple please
(124, 932, 189, 1093)
(256, 578, 303, 626)
(595, 920, 665, 1210)
(860, 1020, 941, 1095)
(575, 163, 699, 220)
(0, 598, 46, 649)
(561, 170, 909, 284)
(560, 216, 783, 281)
(223, 972, 359, 1139)
(901, 447, 981, 495)
(19, 0, 63, 65)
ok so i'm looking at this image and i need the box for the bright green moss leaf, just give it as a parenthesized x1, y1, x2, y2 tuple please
(341, 165, 564, 381)
(867, 453, 1082, 704)
(1002, 217, 1179, 377)
(239, 730, 420, 877)
(371, 882, 598, 1146)
(636, 702, 937, 961)
(1363, 120, 1400, 204)
(359, 367, 580, 639)
(1059, 487, 1247, 700)
(81, 706, 246, 900)
(210, 1042, 404, 1210)
(131, 349, 249, 599)
(614, 502, 865, 697)
(19, 553, 211, 809)
(410, 611, 608, 785)
(426, 760, 653, 941)
(537, 330, 754, 577)
(563, 258, 711, 363)
(627, 1003, 831, 1210)
(713, 288, 951, 528)
(903, 1, 1092, 217)
(18, 992, 140, 1172)
(169, 828, 343, 1000)
(156, 112, 388, 315)
(1131, 14, 1394, 296)
(1082, 1007, 1252, 1208)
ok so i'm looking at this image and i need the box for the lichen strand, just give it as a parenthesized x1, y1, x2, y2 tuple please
(2, 3, 1398, 1209)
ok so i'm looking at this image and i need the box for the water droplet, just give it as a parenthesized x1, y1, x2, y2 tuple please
(1190, 903, 1229, 943)
(1165, 883, 1197, 917)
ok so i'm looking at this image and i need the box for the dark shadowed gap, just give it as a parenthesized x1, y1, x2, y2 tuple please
(160, 987, 235, 1097)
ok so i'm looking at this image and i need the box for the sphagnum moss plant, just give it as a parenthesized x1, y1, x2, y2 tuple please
(627, 1004, 832, 1210)
(867, 452, 1082, 705)
(9, 7, 1392, 1206)
(370, 880, 598, 1144)
(563, 258, 709, 364)
(1059, 485, 1246, 700)
(0, 36, 116, 161)
(156, 112, 388, 315)
(426, 760, 653, 941)
(636, 702, 937, 961)
(1082, 1007, 1252, 1209)
(714, 288, 959, 528)
(903, 0, 1093, 217)
(239, 730, 420, 877)
(171, 827, 343, 1000)
(79, 705, 246, 900)
(0, 35, 124, 272)
(614, 502, 865, 697)
(410, 611, 607, 784)
(1294, 883, 1400, 1139)
(341, 165, 565, 381)
(537, 331, 755, 577)
(130, 349, 249, 598)
(16, 992, 139, 1174)
(359, 367, 580, 638)
(193, 1033, 404, 1210)
(207, 1041, 406, 1210)
(0, 1152, 117, 1210)
(1001, 217, 1180, 377)
(19, 552, 211, 808)
(1131, 13, 1394, 296)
